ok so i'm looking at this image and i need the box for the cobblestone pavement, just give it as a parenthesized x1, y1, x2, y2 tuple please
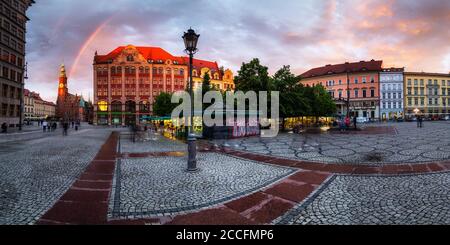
(275, 171, 450, 225)
(0, 128, 111, 225)
(213, 122, 450, 165)
(119, 133, 187, 153)
(109, 152, 295, 219)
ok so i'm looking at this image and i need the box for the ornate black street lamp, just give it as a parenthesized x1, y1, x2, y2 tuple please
(183, 28, 200, 172)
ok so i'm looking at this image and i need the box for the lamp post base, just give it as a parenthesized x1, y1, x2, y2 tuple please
(187, 134, 198, 172)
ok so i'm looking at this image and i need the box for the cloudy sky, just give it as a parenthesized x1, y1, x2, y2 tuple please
(26, 0, 450, 102)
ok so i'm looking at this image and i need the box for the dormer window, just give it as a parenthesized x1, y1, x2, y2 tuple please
(127, 55, 134, 62)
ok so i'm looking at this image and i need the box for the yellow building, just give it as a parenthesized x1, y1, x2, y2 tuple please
(192, 62, 234, 91)
(404, 72, 450, 119)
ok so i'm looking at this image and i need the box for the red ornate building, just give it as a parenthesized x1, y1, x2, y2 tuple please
(93, 45, 234, 126)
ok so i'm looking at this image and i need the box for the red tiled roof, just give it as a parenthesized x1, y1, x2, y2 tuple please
(95, 46, 185, 64)
(184, 57, 219, 72)
(301, 60, 383, 78)
(94, 46, 220, 72)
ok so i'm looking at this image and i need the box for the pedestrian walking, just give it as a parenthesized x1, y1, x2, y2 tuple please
(63, 122, 69, 136)
(1, 122, 7, 133)
(71, 121, 75, 128)
(419, 116, 423, 128)
(345, 117, 351, 131)
(353, 116, 357, 130)
(42, 121, 48, 132)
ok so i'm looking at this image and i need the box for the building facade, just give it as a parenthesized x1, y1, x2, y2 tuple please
(34, 99, 55, 120)
(379, 68, 404, 120)
(93, 45, 235, 126)
(300, 60, 383, 121)
(0, 0, 34, 127)
(24, 88, 56, 121)
(404, 72, 450, 119)
(24, 88, 34, 119)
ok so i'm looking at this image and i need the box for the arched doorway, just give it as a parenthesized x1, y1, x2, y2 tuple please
(125, 100, 136, 126)
(111, 101, 122, 125)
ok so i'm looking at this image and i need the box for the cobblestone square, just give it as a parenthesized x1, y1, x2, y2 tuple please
(215, 122, 450, 165)
(0, 128, 112, 225)
(109, 152, 295, 219)
(276, 172, 450, 225)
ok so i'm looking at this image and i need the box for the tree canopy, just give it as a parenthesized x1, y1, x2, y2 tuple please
(152, 92, 177, 117)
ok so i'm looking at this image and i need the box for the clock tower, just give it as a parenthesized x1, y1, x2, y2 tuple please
(58, 64, 68, 97)
(56, 64, 70, 120)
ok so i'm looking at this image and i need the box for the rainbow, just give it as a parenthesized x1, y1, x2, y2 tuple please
(69, 17, 113, 78)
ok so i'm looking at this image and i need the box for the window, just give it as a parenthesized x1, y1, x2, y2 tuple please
(420, 79, 424, 85)
(127, 55, 134, 62)
(414, 79, 418, 86)
(421, 98, 425, 105)
(370, 89, 375, 97)
(420, 88, 424, 95)
(429, 98, 433, 105)
(407, 79, 412, 85)
(338, 80, 342, 85)
(414, 88, 418, 95)
(414, 98, 418, 106)
(9, 105, 14, 117)
(354, 78, 358, 84)
(362, 90, 367, 98)
(2, 66, 8, 78)
(407, 88, 411, 95)
(371, 76, 375, 83)
(354, 90, 359, 98)
(1, 103, 6, 116)
(362, 77, 366, 83)
(408, 98, 412, 105)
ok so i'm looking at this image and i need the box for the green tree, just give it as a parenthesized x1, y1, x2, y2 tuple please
(234, 58, 273, 92)
(273, 65, 311, 130)
(306, 84, 336, 123)
(153, 92, 177, 117)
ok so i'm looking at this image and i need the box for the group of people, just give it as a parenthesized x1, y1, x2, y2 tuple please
(40, 120, 81, 136)
(41, 121, 58, 132)
(334, 116, 358, 132)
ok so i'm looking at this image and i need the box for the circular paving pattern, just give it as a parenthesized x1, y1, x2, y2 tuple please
(213, 122, 450, 165)
(276, 172, 450, 225)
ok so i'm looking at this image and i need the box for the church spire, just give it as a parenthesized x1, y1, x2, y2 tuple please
(60, 63, 67, 78)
